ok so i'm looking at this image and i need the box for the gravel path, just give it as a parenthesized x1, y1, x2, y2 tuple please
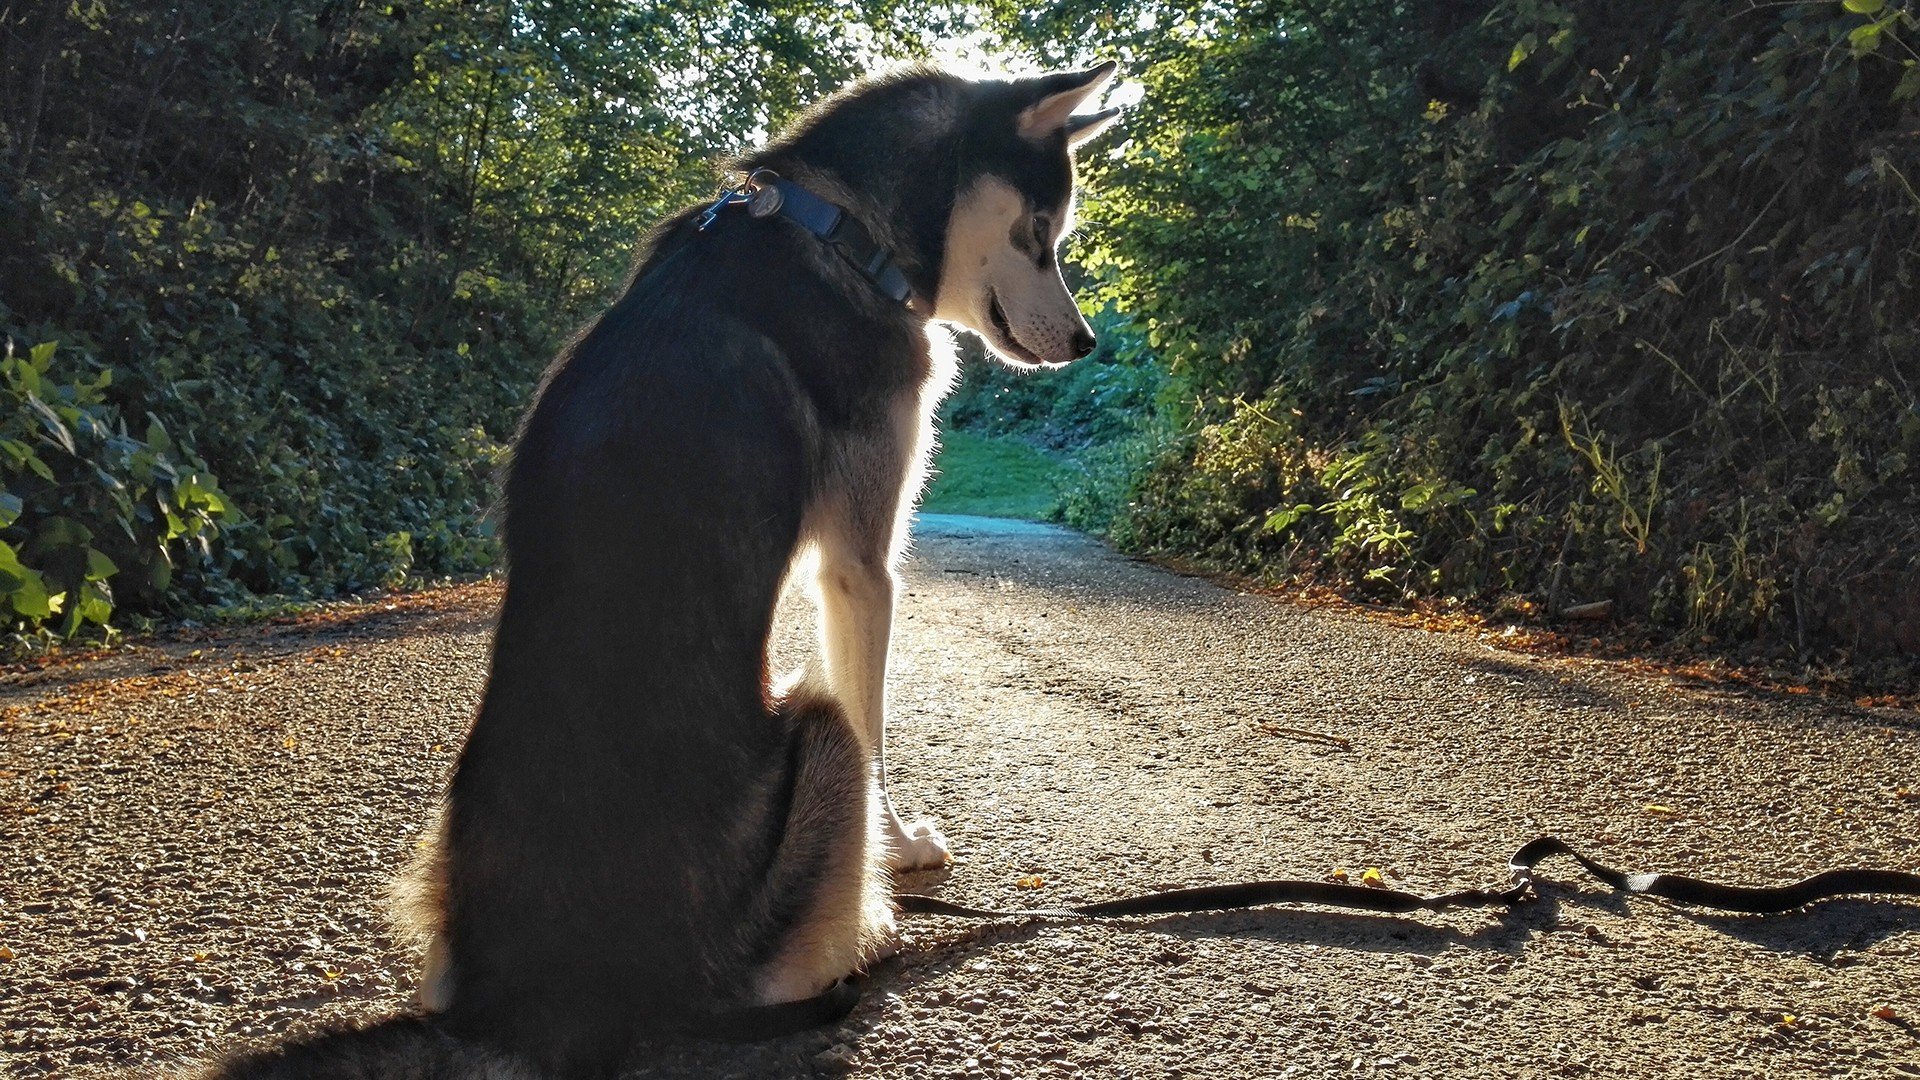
(3, 514, 1917, 1079)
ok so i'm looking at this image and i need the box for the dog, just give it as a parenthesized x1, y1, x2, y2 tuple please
(202, 61, 1120, 1078)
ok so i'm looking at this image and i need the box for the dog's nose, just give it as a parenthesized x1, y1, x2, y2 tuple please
(1069, 327, 1097, 359)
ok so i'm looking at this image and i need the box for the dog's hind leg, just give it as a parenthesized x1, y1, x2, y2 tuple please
(751, 683, 895, 1005)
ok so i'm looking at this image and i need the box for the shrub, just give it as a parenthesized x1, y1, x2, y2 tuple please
(0, 341, 228, 639)
(1042, 0, 1920, 660)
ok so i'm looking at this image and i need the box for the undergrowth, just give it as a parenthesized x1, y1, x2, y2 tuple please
(1036, 0, 1920, 673)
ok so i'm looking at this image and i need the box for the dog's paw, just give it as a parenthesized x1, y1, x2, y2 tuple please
(884, 816, 951, 871)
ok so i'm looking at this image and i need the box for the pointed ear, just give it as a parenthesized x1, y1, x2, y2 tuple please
(1065, 106, 1122, 147)
(1016, 60, 1119, 142)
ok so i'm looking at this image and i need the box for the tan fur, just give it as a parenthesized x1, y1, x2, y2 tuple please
(1016, 63, 1117, 141)
(749, 682, 895, 1003)
(797, 325, 959, 873)
(932, 177, 1091, 366)
(387, 813, 454, 1011)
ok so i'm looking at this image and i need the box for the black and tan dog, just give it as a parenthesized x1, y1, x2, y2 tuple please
(208, 62, 1119, 1078)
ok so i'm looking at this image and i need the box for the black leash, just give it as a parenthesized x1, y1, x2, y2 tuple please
(696, 838, 1920, 1040)
(897, 836, 1920, 919)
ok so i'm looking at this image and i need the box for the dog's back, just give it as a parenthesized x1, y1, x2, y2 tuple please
(429, 180, 926, 1066)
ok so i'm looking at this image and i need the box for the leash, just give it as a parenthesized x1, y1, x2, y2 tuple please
(698, 169, 914, 305)
(695, 838, 1920, 1040)
(896, 836, 1920, 920)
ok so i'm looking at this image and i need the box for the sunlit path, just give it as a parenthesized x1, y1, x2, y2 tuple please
(3, 517, 1916, 1078)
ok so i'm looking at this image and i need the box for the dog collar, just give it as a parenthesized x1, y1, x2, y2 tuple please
(699, 170, 914, 306)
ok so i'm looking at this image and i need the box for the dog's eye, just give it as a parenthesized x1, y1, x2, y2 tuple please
(1031, 214, 1051, 244)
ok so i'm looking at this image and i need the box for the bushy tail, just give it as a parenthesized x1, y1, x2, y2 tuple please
(186, 1014, 535, 1080)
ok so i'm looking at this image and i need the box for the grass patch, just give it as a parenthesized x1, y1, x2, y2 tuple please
(921, 430, 1064, 519)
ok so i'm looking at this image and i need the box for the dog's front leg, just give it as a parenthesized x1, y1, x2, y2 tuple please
(817, 545, 951, 871)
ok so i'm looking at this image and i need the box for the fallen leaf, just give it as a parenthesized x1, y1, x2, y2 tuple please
(1361, 868, 1386, 888)
(1778, 1014, 1798, 1028)
(1645, 804, 1676, 815)
(282, 736, 297, 749)
(1014, 875, 1045, 890)
(1872, 1005, 1897, 1021)
(1330, 868, 1350, 883)
(0, 945, 15, 961)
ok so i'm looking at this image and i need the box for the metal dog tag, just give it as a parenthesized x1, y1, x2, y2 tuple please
(746, 184, 784, 219)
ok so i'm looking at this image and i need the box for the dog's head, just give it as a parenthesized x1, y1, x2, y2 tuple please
(931, 63, 1121, 368)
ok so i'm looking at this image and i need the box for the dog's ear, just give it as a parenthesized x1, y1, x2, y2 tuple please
(1064, 106, 1122, 147)
(1017, 61, 1119, 142)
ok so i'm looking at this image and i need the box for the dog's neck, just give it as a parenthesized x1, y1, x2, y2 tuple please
(739, 78, 964, 307)
(752, 163, 905, 251)
(740, 159, 938, 317)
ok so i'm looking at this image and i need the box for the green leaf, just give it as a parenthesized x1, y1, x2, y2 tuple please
(144, 416, 175, 454)
(1844, 0, 1887, 14)
(25, 393, 77, 455)
(1895, 61, 1920, 103)
(0, 540, 25, 579)
(1262, 503, 1317, 534)
(36, 516, 93, 548)
(1849, 22, 1884, 56)
(75, 580, 113, 626)
(9, 569, 55, 619)
(147, 556, 173, 594)
(85, 547, 119, 580)
(1508, 34, 1537, 72)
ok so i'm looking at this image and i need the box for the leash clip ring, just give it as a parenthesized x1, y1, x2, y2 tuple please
(744, 169, 785, 218)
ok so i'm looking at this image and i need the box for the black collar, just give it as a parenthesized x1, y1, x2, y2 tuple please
(699, 170, 914, 305)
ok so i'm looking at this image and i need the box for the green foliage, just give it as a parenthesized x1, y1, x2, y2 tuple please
(938, 309, 1184, 531)
(941, 310, 1166, 450)
(1006, 0, 1920, 659)
(0, 0, 953, 636)
(0, 341, 227, 641)
(921, 429, 1066, 519)
(7, 0, 1913, 668)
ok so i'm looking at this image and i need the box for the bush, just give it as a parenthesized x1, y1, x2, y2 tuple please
(0, 341, 228, 639)
(0, 0, 949, 637)
(1044, 0, 1920, 661)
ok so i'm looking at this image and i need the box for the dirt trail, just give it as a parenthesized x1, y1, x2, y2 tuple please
(3, 515, 1917, 1079)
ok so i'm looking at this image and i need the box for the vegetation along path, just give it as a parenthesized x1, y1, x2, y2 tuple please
(3, 516, 1917, 1078)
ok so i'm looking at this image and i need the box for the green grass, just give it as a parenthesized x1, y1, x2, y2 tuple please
(920, 429, 1065, 519)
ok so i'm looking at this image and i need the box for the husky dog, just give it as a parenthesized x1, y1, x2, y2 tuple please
(205, 62, 1119, 1078)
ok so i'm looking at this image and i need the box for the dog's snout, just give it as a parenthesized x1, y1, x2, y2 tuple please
(1070, 327, 1097, 360)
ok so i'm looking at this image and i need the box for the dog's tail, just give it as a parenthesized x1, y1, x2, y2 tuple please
(183, 1014, 535, 1080)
